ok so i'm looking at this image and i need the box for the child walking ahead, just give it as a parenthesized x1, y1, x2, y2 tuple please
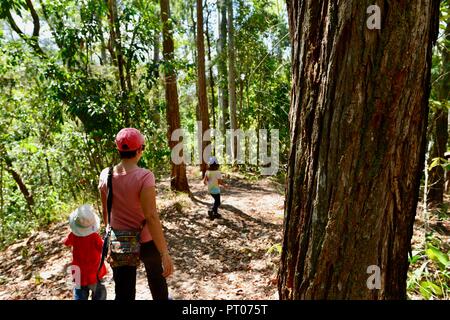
(64, 204, 107, 300)
(203, 156, 227, 220)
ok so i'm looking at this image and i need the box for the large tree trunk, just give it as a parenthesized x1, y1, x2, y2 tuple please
(227, 0, 238, 164)
(160, 0, 190, 192)
(217, 0, 229, 136)
(197, 0, 211, 177)
(428, 13, 450, 205)
(279, 0, 440, 300)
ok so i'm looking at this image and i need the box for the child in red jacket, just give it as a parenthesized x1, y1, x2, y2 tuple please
(64, 204, 107, 300)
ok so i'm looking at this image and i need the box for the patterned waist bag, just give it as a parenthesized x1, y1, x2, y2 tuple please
(108, 226, 144, 268)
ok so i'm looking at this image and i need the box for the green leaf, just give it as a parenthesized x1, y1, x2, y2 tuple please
(19, 141, 38, 153)
(267, 243, 282, 255)
(409, 254, 422, 265)
(429, 157, 442, 171)
(426, 246, 449, 269)
(419, 281, 443, 299)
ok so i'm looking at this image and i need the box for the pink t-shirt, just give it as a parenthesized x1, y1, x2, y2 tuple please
(98, 167, 155, 243)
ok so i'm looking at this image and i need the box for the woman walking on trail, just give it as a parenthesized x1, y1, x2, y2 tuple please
(98, 128, 174, 300)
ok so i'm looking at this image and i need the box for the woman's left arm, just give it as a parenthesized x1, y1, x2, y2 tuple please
(140, 186, 174, 277)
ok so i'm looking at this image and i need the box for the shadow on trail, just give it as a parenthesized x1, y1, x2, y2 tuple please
(160, 198, 282, 287)
(188, 193, 279, 229)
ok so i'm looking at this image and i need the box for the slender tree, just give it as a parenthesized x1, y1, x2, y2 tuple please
(205, 2, 217, 133)
(106, 0, 130, 125)
(197, 0, 211, 177)
(152, 30, 161, 126)
(227, 0, 238, 164)
(160, 0, 190, 192)
(428, 10, 450, 205)
(107, 0, 126, 92)
(279, 0, 440, 299)
(0, 145, 34, 215)
(217, 0, 229, 135)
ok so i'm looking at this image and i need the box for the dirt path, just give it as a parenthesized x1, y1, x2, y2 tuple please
(0, 172, 284, 300)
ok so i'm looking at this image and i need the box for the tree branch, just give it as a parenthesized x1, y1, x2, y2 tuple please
(4, 3, 46, 57)
(25, 0, 40, 38)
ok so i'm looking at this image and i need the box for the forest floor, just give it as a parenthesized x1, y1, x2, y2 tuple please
(1, 169, 449, 300)
(408, 197, 450, 300)
(0, 169, 285, 300)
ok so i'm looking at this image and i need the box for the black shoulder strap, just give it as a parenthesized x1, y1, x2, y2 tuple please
(98, 166, 114, 282)
(106, 166, 114, 225)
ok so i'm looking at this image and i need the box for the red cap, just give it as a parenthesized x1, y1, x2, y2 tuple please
(115, 128, 145, 152)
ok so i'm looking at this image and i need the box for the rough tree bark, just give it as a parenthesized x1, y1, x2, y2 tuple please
(160, 0, 190, 192)
(279, 0, 440, 299)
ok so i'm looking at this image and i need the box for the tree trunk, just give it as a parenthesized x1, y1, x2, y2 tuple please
(152, 31, 161, 127)
(428, 14, 450, 205)
(107, 0, 126, 93)
(227, 0, 238, 165)
(160, 0, 190, 192)
(205, 2, 217, 134)
(217, 0, 229, 136)
(190, 4, 201, 165)
(279, 0, 440, 300)
(0, 149, 34, 215)
(197, 0, 211, 177)
(96, 13, 108, 66)
(428, 110, 448, 205)
(107, 0, 129, 125)
(0, 162, 3, 220)
(45, 157, 53, 186)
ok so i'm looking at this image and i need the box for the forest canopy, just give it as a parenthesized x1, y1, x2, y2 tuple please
(0, 0, 290, 247)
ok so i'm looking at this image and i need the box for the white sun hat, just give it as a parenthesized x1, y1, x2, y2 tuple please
(69, 204, 100, 237)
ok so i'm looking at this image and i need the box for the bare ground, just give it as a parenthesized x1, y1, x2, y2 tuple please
(2, 170, 447, 300)
(0, 170, 284, 300)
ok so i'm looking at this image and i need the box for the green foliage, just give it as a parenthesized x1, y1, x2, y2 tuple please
(407, 234, 450, 300)
(428, 157, 448, 171)
(267, 243, 282, 255)
(426, 245, 450, 269)
(0, 0, 170, 248)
